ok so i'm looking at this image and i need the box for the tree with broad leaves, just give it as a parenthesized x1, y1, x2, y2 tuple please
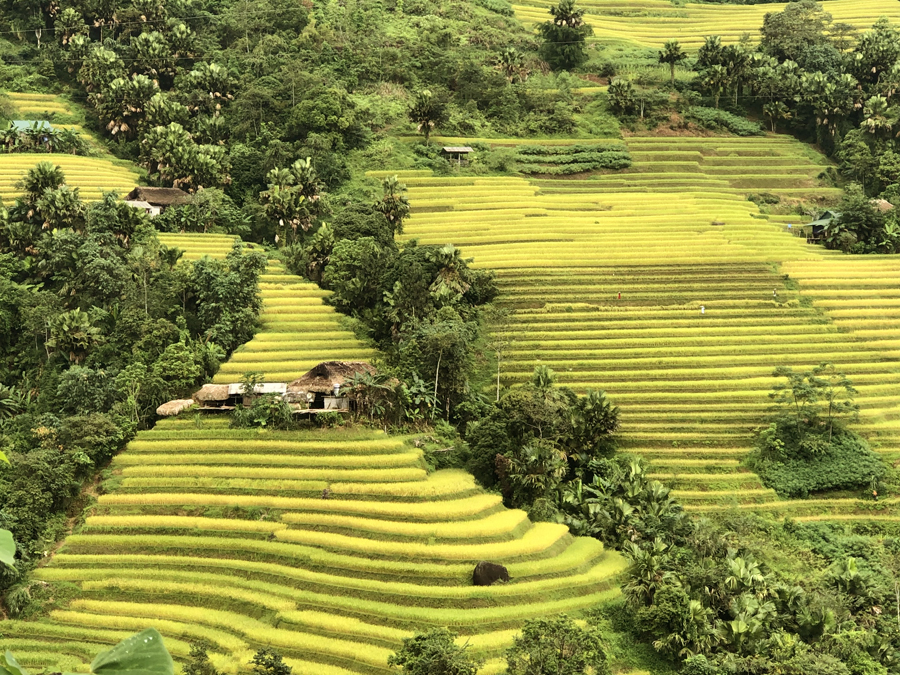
(408, 89, 448, 145)
(374, 174, 410, 235)
(658, 40, 687, 87)
(388, 628, 481, 675)
(17, 161, 65, 205)
(505, 614, 610, 675)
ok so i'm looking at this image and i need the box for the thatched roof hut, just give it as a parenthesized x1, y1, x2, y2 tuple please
(193, 383, 230, 405)
(287, 361, 376, 396)
(125, 187, 191, 208)
(156, 399, 195, 416)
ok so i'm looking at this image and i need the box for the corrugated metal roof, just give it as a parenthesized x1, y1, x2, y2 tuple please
(11, 120, 53, 131)
(442, 146, 474, 153)
(226, 383, 287, 396)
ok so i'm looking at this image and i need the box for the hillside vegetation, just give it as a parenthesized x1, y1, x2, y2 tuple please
(0, 236, 625, 675)
(396, 135, 900, 514)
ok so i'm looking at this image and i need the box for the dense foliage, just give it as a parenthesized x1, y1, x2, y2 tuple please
(623, 514, 900, 675)
(0, 0, 607, 220)
(0, 163, 265, 586)
(284, 178, 497, 421)
(747, 363, 886, 498)
(515, 142, 632, 174)
(465, 367, 622, 514)
(388, 628, 481, 675)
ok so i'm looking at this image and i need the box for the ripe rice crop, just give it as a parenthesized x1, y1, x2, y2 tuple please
(278, 508, 529, 539)
(273, 521, 570, 560)
(65, 600, 393, 668)
(84, 516, 290, 534)
(118, 465, 426, 483)
(50, 610, 249, 653)
(43, 550, 615, 600)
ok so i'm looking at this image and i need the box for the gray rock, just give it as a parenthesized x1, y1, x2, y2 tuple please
(473, 561, 509, 586)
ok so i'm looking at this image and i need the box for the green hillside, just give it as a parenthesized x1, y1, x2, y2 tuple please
(394, 134, 900, 515)
(0, 92, 140, 201)
(0, 235, 624, 675)
(155, 234, 376, 383)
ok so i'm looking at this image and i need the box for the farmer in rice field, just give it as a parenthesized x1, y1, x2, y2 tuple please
(773, 288, 778, 299)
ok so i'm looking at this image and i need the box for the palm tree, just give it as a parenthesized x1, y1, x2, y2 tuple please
(497, 48, 527, 83)
(861, 95, 899, 137)
(427, 244, 471, 304)
(763, 101, 792, 132)
(17, 162, 65, 204)
(46, 308, 105, 364)
(374, 175, 410, 235)
(408, 89, 447, 145)
(658, 40, 687, 87)
(702, 65, 730, 109)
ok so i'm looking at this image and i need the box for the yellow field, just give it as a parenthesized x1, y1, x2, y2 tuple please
(155, 233, 377, 383)
(0, 92, 140, 201)
(394, 134, 900, 513)
(513, 0, 900, 49)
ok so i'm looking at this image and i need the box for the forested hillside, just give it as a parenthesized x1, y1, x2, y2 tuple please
(1, 0, 900, 674)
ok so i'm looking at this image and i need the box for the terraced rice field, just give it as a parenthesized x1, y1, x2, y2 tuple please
(0, 92, 140, 201)
(4, 425, 624, 674)
(155, 233, 376, 383)
(513, 0, 900, 49)
(392, 134, 900, 514)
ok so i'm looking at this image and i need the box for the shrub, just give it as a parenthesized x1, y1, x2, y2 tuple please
(515, 144, 632, 175)
(506, 615, 610, 675)
(388, 628, 481, 675)
(748, 426, 885, 498)
(475, 0, 513, 14)
(230, 395, 294, 430)
(314, 411, 345, 428)
(687, 107, 764, 136)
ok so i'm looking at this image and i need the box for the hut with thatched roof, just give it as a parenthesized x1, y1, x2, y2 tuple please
(193, 383, 232, 408)
(156, 399, 195, 416)
(287, 361, 376, 409)
(125, 187, 191, 215)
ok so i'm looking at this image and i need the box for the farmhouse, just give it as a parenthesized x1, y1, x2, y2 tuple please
(125, 186, 190, 216)
(287, 361, 376, 410)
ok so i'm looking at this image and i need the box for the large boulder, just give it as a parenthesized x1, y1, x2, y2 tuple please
(472, 561, 509, 586)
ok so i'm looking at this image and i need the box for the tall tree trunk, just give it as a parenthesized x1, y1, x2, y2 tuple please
(432, 348, 442, 420)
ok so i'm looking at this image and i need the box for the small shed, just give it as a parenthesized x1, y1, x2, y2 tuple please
(441, 146, 474, 167)
(871, 198, 895, 212)
(806, 209, 841, 242)
(156, 399, 195, 416)
(125, 187, 191, 215)
(287, 361, 376, 410)
(193, 383, 231, 408)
